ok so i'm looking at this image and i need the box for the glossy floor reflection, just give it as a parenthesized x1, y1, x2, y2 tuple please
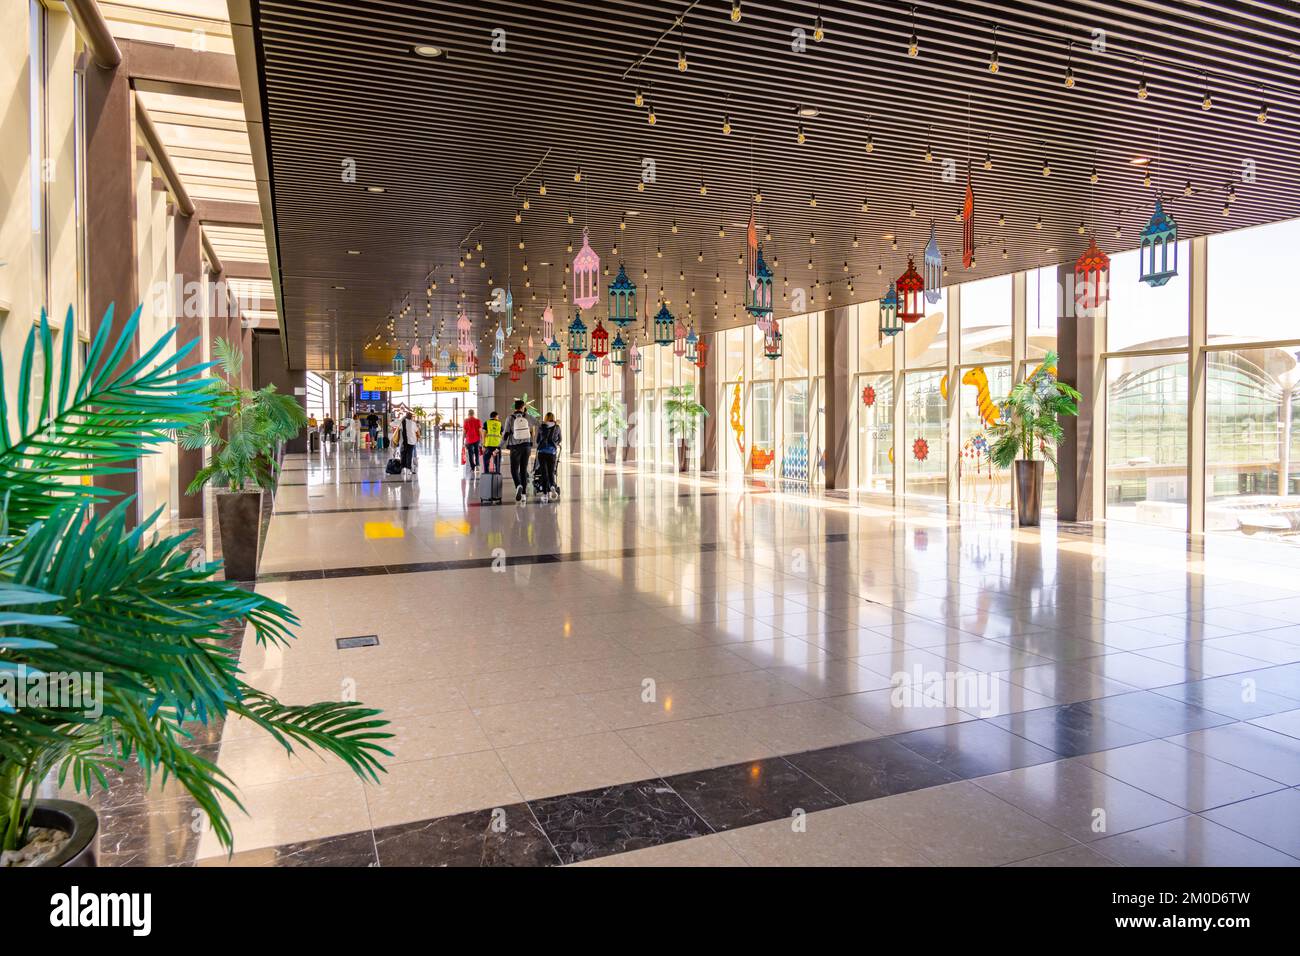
(133, 437, 1300, 865)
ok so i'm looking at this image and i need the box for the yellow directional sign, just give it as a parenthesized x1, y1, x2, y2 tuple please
(430, 376, 470, 392)
(362, 374, 403, 392)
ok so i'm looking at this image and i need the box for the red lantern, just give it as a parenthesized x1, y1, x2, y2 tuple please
(694, 340, 710, 369)
(1074, 236, 1110, 315)
(567, 350, 581, 374)
(591, 320, 610, 358)
(962, 177, 975, 269)
(509, 363, 522, 382)
(552, 358, 564, 380)
(421, 357, 434, 381)
(466, 351, 479, 376)
(897, 257, 924, 324)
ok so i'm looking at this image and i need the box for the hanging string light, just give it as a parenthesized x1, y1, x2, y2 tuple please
(907, 6, 919, 56)
(1257, 86, 1269, 123)
(988, 24, 1000, 73)
(730, 1, 741, 23)
(813, 4, 825, 42)
(1201, 73, 1212, 110)
(1064, 41, 1075, 88)
(1137, 59, 1149, 100)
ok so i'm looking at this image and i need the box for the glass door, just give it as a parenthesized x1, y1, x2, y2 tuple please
(957, 364, 1012, 509)
(856, 372, 893, 494)
(904, 370, 947, 499)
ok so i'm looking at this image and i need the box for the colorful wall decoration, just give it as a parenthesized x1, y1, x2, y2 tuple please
(729, 374, 745, 461)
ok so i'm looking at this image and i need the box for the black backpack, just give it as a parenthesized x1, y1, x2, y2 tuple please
(385, 457, 403, 476)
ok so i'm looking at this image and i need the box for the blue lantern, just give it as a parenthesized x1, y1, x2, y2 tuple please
(685, 327, 699, 364)
(505, 288, 514, 335)
(610, 332, 627, 366)
(488, 351, 502, 376)
(535, 351, 549, 377)
(546, 336, 562, 366)
(392, 350, 406, 374)
(494, 324, 505, 356)
(763, 322, 783, 360)
(653, 302, 675, 346)
(923, 222, 942, 304)
(745, 247, 774, 316)
(1139, 199, 1179, 287)
(584, 350, 598, 375)
(880, 282, 902, 337)
(608, 263, 637, 328)
(567, 312, 588, 356)
(448, 357, 459, 376)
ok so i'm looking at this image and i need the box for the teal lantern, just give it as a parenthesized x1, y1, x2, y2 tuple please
(611, 332, 628, 367)
(880, 281, 903, 337)
(763, 321, 783, 360)
(567, 312, 588, 356)
(745, 247, 774, 316)
(1139, 199, 1179, 287)
(653, 302, 675, 346)
(535, 351, 549, 377)
(584, 350, 598, 375)
(609, 263, 637, 329)
(685, 327, 699, 364)
(392, 351, 406, 374)
(547, 336, 562, 366)
(448, 357, 459, 376)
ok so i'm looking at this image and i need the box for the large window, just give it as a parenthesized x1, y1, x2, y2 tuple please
(1106, 355, 1189, 527)
(960, 274, 1012, 363)
(904, 370, 946, 498)
(958, 364, 1012, 509)
(857, 372, 892, 494)
(1107, 244, 1190, 352)
(751, 380, 774, 476)
(781, 379, 809, 481)
(1208, 219, 1300, 343)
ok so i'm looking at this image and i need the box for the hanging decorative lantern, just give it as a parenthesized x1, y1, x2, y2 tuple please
(392, 351, 406, 374)
(420, 356, 434, 381)
(567, 349, 582, 374)
(448, 356, 459, 376)
(763, 322, 783, 360)
(584, 350, 598, 375)
(746, 246, 774, 317)
(880, 281, 903, 336)
(511, 347, 527, 374)
(653, 303, 675, 346)
(567, 312, 588, 356)
(546, 336, 562, 367)
(600, 355, 612, 378)
(629, 342, 642, 374)
(552, 356, 564, 380)
(962, 176, 976, 269)
(466, 349, 479, 376)
(508, 362, 522, 383)
(673, 320, 687, 357)
(610, 331, 628, 366)
(923, 223, 943, 303)
(439, 347, 450, 368)
(541, 304, 555, 340)
(494, 324, 505, 358)
(685, 326, 699, 364)
(573, 227, 601, 308)
(746, 209, 759, 291)
(535, 352, 549, 378)
(608, 263, 637, 328)
(488, 351, 502, 376)
(695, 339, 710, 369)
(591, 320, 610, 358)
(504, 288, 514, 335)
(457, 309, 471, 351)
(897, 257, 925, 323)
(1139, 198, 1178, 287)
(410, 343, 422, 367)
(1074, 236, 1111, 314)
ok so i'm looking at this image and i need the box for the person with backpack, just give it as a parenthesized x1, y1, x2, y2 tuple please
(463, 409, 483, 472)
(501, 400, 533, 503)
(535, 412, 562, 501)
(398, 412, 420, 476)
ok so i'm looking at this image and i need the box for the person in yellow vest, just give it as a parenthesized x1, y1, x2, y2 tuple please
(482, 410, 503, 474)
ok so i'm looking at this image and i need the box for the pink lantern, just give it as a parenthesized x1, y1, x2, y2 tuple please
(573, 227, 600, 309)
(629, 342, 642, 374)
(600, 355, 611, 378)
(541, 304, 555, 340)
(673, 320, 687, 357)
(456, 309, 471, 351)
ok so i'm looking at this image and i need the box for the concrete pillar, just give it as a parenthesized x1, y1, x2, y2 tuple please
(1057, 264, 1106, 522)
(824, 306, 852, 490)
(83, 54, 140, 525)
(699, 332, 719, 472)
(174, 213, 203, 516)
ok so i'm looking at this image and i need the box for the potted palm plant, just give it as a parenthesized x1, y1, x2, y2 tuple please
(987, 350, 1081, 526)
(664, 383, 708, 473)
(0, 306, 390, 866)
(591, 393, 628, 465)
(179, 338, 306, 581)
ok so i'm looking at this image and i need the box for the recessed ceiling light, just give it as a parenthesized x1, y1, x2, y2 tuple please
(626, 210, 640, 216)
(347, 250, 361, 255)
(366, 185, 385, 193)
(797, 105, 819, 117)
(333, 285, 345, 290)
(1129, 156, 1152, 166)
(413, 44, 443, 58)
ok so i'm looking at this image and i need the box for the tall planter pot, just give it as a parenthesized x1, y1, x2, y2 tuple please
(20, 800, 98, 867)
(1014, 460, 1045, 527)
(677, 439, 690, 473)
(216, 489, 263, 581)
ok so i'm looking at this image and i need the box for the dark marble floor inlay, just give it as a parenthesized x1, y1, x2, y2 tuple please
(785, 737, 961, 803)
(373, 805, 559, 867)
(894, 720, 1059, 779)
(664, 757, 844, 832)
(991, 703, 1154, 758)
(199, 830, 379, 868)
(527, 780, 713, 865)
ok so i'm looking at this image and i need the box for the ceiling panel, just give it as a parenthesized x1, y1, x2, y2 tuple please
(250, 0, 1300, 370)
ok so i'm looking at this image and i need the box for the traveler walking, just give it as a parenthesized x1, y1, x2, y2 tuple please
(398, 412, 420, 476)
(463, 409, 483, 472)
(482, 410, 503, 476)
(535, 412, 562, 501)
(501, 400, 533, 503)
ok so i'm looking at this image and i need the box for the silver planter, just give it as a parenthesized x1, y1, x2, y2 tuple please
(1015, 459, 1045, 527)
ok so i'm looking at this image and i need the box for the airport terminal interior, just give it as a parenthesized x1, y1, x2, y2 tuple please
(2, 0, 1299, 869)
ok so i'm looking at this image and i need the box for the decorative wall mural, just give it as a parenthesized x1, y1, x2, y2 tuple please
(750, 446, 775, 470)
(913, 437, 930, 462)
(729, 374, 745, 460)
(862, 385, 876, 407)
(961, 367, 1001, 426)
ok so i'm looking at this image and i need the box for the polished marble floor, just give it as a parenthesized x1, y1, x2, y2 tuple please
(102, 436, 1300, 866)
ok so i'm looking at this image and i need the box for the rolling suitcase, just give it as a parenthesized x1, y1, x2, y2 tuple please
(478, 454, 502, 504)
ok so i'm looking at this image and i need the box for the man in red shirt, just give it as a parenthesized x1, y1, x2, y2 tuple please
(462, 410, 483, 472)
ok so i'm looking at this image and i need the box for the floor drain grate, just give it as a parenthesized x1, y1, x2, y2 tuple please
(336, 634, 380, 649)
